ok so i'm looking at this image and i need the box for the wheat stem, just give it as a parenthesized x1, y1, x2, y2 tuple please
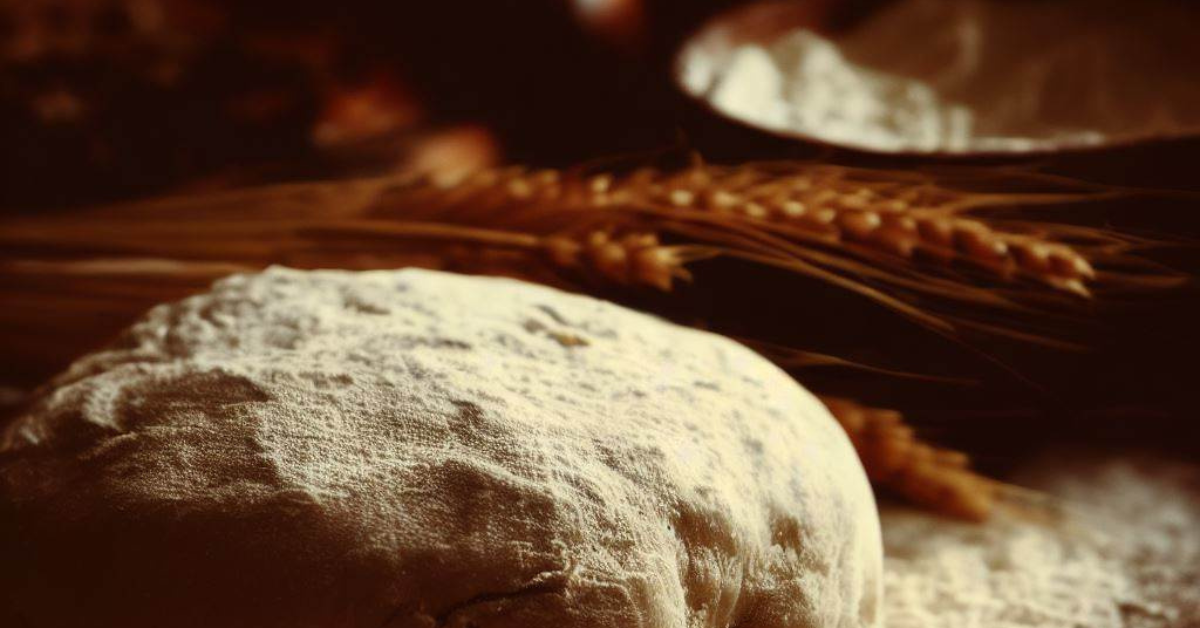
(439, 164, 1099, 294)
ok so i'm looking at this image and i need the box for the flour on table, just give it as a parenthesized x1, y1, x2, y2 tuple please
(882, 454, 1200, 628)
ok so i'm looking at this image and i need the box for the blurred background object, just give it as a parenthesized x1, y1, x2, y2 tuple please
(678, 0, 1200, 155)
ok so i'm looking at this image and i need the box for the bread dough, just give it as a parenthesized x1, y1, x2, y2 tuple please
(0, 268, 882, 627)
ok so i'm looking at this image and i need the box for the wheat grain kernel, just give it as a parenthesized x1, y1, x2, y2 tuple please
(839, 191, 872, 210)
(875, 228, 918, 257)
(955, 223, 1009, 261)
(588, 240, 630, 284)
(507, 179, 533, 199)
(589, 174, 613, 194)
(839, 211, 883, 239)
(1049, 248, 1094, 279)
(812, 207, 838, 224)
(705, 190, 740, 210)
(1012, 241, 1053, 274)
(621, 233, 657, 250)
(916, 216, 955, 248)
(533, 170, 559, 184)
(669, 189, 695, 207)
(740, 202, 769, 219)
(633, 248, 675, 291)
(813, 189, 839, 205)
(779, 201, 807, 218)
(1049, 276, 1089, 297)
(885, 214, 918, 233)
(544, 237, 582, 267)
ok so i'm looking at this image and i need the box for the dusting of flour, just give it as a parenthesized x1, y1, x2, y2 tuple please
(882, 454, 1200, 628)
(685, 0, 1200, 153)
(0, 268, 882, 628)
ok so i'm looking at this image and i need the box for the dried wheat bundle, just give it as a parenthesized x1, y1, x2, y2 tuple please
(0, 160, 1181, 519)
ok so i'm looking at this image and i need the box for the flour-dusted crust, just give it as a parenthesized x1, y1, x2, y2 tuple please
(0, 268, 882, 628)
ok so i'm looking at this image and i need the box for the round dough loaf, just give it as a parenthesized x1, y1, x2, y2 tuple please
(0, 268, 882, 628)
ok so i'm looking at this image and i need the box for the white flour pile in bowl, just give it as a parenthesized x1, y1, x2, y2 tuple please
(682, 0, 1200, 154)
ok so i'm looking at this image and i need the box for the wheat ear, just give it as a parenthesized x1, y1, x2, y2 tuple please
(27, 160, 1149, 311)
(598, 166, 1098, 296)
(379, 163, 1111, 298)
(821, 396, 995, 521)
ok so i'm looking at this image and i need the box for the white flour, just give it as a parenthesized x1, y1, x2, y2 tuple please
(685, 0, 1200, 153)
(882, 454, 1200, 628)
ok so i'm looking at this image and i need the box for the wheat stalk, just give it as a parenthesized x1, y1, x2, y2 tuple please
(371, 163, 1171, 313)
(353, 162, 1181, 351)
(389, 164, 1093, 284)
(16, 160, 1143, 307)
(0, 160, 1181, 519)
(602, 166, 1097, 295)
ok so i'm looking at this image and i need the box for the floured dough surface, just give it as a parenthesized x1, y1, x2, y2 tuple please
(0, 268, 881, 628)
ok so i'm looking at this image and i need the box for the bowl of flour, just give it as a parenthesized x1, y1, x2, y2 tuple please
(676, 0, 1200, 156)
